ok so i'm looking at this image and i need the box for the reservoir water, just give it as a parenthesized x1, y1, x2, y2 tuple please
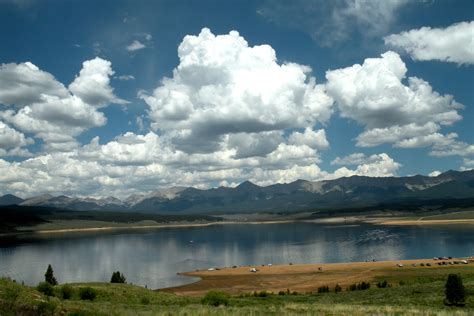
(0, 222, 473, 289)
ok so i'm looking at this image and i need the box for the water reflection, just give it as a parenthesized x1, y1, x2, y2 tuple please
(0, 223, 472, 289)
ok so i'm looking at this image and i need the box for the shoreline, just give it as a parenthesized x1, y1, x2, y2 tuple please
(163, 257, 473, 296)
(2, 219, 299, 237)
(368, 218, 474, 225)
(3, 216, 474, 237)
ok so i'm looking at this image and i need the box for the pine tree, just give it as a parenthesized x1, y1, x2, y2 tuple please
(44, 264, 58, 286)
(445, 274, 465, 305)
(110, 271, 126, 283)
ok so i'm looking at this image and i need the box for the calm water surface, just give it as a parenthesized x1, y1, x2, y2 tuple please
(1, 222, 473, 289)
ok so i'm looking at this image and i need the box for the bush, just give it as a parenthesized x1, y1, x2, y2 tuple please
(61, 285, 74, 299)
(317, 285, 330, 293)
(445, 274, 466, 306)
(79, 287, 97, 301)
(278, 290, 286, 295)
(37, 282, 55, 297)
(110, 271, 126, 283)
(377, 280, 388, 288)
(37, 300, 57, 315)
(257, 291, 269, 297)
(334, 284, 342, 293)
(347, 282, 370, 291)
(140, 297, 150, 305)
(357, 282, 370, 290)
(201, 291, 229, 307)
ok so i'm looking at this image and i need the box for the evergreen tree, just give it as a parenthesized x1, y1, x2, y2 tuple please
(44, 264, 58, 286)
(110, 271, 126, 283)
(445, 274, 465, 305)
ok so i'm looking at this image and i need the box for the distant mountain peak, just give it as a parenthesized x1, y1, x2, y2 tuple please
(8, 170, 474, 213)
(0, 194, 24, 206)
(237, 180, 259, 188)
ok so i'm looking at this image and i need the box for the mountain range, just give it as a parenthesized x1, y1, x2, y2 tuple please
(1, 170, 473, 214)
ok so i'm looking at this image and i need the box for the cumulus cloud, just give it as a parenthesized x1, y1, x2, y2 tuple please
(326, 51, 462, 129)
(429, 137, 474, 157)
(461, 158, 474, 171)
(0, 62, 68, 107)
(326, 51, 464, 149)
(126, 40, 146, 52)
(0, 58, 125, 150)
(69, 58, 128, 107)
(330, 153, 401, 178)
(331, 153, 367, 165)
(428, 170, 441, 177)
(0, 126, 401, 197)
(258, 0, 408, 46)
(0, 121, 33, 157)
(384, 21, 474, 65)
(140, 28, 333, 153)
(288, 128, 329, 150)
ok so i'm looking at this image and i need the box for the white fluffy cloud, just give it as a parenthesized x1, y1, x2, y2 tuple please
(140, 28, 333, 153)
(461, 158, 474, 171)
(428, 170, 441, 177)
(326, 51, 464, 150)
(326, 51, 462, 129)
(330, 153, 401, 178)
(69, 58, 128, 107)
(0, 62, 68, 107)
(0, 58, 125, 150)
(288, 128, 329, 150)
(384, 21, 474, 65)
(0, 127, 401, 197)
(430, 138, 474, 157)
(0, 121, 33, 157)
(331, 153, 367, 165)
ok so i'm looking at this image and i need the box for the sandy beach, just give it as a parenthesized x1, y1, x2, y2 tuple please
(163, 258, 473, 296)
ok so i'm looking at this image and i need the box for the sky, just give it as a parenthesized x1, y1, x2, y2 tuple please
(0, 0, 473, 198)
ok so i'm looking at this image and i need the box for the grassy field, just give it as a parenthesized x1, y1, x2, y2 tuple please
(1, 264, 473, 315)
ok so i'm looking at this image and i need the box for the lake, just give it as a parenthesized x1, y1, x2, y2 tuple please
(0, 222, 473, 289)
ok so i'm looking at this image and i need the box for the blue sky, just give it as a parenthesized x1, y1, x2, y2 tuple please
(0, 0, 473, 197)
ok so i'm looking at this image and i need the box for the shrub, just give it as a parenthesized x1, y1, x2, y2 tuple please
(201, 291, 229, 307)
(377, 280, 388, 288)
(61, 285, 74, 299)
(79, 287, 97, 301)
(357, 282, 370, 290)
(110, 271, 126, 283)
(445, 274, 465, 306)
(317, 285, 330, 293)
(278, 290, 286, 295)
(37, 300, 57, 315)
(1, 281, 22, 311)
(37, 282, 55, 297)
(140, 297, 150, 305)
(44, 264, 58, 286)
(334, 284, 342, 293)
(255, 291, 269, 297)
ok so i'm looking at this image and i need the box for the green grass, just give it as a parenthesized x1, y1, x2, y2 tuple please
(420, 210, 474, 220)
(1, 268, 473, 315)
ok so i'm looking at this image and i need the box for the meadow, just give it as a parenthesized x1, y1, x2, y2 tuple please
(1, 264, 472, 315)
